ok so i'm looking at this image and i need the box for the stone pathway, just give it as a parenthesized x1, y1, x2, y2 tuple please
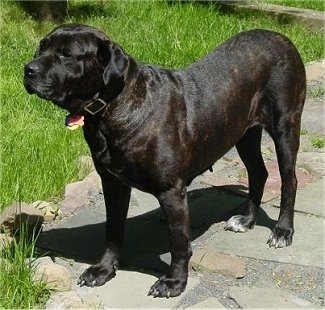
(219, 1, 325, 29)
(37, 60, 324, 309)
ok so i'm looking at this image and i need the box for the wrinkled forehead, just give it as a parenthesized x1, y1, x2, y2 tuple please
(40, 26, 105, 54)
(41, 34, 93, 54)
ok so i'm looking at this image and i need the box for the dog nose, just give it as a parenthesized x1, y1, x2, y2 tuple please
(25, 63, 39, 77)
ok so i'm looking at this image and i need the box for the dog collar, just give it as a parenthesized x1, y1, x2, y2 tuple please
(82, 98, 107, 115)
(65, 96, 108, 130)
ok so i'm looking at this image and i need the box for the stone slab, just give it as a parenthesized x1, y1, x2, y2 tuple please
(301, 101, 325, 134)
(37, 188, 245, 272)
(305, 59, 325, 81)
(129, 188, 160, 217)
(204, 205, 324, 268)
(187, 297, 225, 309)
(75, 270, 199, 309)
(46, 291, 89, 309)
(297, 152, 325, 177)
(38, 181, 323, 274)
(190, 249, 246, 278)
(222, 2, 325, 29)
(228, 286, 319, 309)
(274, 177, 325, 217)
(239, 162, 313, 202)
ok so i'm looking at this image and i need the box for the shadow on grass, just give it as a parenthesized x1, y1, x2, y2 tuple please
(66, 1, 115, 20)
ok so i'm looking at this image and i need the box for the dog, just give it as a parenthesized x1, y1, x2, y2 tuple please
(24, 24, 306, 298)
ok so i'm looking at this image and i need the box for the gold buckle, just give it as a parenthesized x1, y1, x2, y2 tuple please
(83, 99, 107, 115)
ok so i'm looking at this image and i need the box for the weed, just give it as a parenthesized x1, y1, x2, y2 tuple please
(0, 224, 50, 308)
(308, 86, 325, 99)
(311, 135, 325, 148)
(192, 252, 208, 272)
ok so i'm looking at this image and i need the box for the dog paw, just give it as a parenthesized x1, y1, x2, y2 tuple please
(148, 276, 186, 298)
(267, 225, 294, 248)
(225, 215, 255, 232)
(77, 264, 117, 287)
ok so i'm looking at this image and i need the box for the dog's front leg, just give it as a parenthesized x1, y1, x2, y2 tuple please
(149, 184, 192, 298)
(78, 172, 131, 287)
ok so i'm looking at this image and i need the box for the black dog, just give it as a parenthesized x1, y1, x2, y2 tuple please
(24, 24, 306, 298)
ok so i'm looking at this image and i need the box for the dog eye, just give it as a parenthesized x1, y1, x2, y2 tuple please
(58, 50, 72, 59)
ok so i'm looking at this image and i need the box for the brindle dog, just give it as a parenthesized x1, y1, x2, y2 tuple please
(24, 24, 306, 298)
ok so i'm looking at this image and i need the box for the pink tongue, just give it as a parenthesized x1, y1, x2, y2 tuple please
(65, 115, 84, 130)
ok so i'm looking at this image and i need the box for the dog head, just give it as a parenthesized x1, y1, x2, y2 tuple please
(24, 24, 129, 114)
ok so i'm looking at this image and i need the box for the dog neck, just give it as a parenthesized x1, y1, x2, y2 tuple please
(81, 95, 108, 116)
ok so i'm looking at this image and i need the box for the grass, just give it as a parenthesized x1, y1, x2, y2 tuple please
(1, 1, 324, 211)
(311, 135, 325, 148)
(308, 86, 325, 99)
(0, 225, 50, 308)
(0, 1, 324, 307)
(260, 0, 325, 11)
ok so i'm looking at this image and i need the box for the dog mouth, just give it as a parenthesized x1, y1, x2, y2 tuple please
(24, 75, 99, 115)
(24, 79, 72, 111)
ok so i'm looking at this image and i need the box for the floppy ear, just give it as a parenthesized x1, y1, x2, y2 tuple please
(97, 39, 128, 86)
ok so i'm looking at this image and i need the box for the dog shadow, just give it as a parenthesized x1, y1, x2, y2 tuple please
(37, 186, 276, 273)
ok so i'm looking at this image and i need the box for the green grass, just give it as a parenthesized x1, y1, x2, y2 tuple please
(308, 86, 325, 99)
(0, 225, 50, 308)
(260, 0, 325, 11)
(311, 135, 325, 148)
(1, 0, 324, 212)
(1, 1, 324, 307)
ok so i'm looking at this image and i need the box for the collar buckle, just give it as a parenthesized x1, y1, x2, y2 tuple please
(83, 98, 107, 115)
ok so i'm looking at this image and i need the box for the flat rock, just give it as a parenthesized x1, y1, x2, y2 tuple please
(301, 101, 325, 134)
(129, 188, 160, 217)
(305, 59, 325, 81)
(58, 195, 88, 216)
(187, 297, 225, 309)
(0, 233, 14, 249)
(0, 202, 43, 233)
(76, 270, 199, 309)
(204, 205, 324, 268)
(226, 2, 325, 29)
(34, 262, 72, 292)
(190, 248, 246, 278)
(239, 162, 313, 202)
(38, 188, 244, 272)
(83, 171, 102, 192)
(297, 152, 325, 177)
(31, 256, 53, 268)
(274, 177, 325, 217)
(228, 286, 319, 308)
(46, 290, 91, 309)
(64, 180, 98, 200)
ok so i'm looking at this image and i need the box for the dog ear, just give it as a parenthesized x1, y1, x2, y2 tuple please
(97, 39, 128, 86)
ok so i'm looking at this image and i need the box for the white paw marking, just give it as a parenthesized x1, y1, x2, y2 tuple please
(225, 215, 249, 232)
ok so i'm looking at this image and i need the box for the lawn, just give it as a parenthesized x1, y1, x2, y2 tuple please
(0, 1, 324, 306)
(1, 1, 324, 211)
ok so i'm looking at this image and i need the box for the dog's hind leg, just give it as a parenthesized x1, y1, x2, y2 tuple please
(265, 110, 303, 248)
(263, 60, 305, 248)
(225, 126, 268, 232)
